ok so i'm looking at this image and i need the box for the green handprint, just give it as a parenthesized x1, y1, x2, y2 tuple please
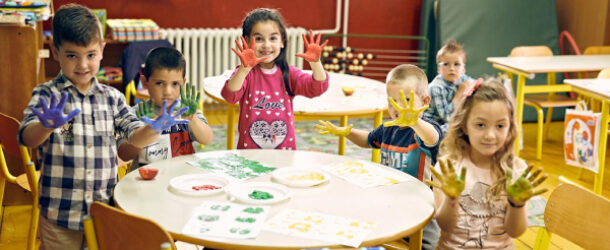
(135, 100, 156, 119)
(506, 165, 548, 206)
(383, 90, 429, 127)
(426, 159, 466, 199)
(180, 82, 200, 118)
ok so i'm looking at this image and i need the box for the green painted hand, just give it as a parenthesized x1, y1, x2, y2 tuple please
(135, 100, 156, 119)
(315, 120, 353, 137)
(506, 165, 549, 206)
(426, 159, 466, 199)
(383, 90, 429, 127)
(180, 82, 200, 118)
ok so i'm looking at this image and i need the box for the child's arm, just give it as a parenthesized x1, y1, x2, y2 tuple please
(410, 118, 440, 147)
(296, 30, 328, 82)
(504, 162, 548, 237)
(316, 120, 370, 148)
(225, 37, 268, 92)
(187, 113, 214, 145)
(427, 159, 466, 233)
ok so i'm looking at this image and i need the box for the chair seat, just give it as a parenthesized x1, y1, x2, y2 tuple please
(16, 171, 39, 192)
(524, 94, 578, 108)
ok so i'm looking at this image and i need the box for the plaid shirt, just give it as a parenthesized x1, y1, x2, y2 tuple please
(424, 74, 474, 127)
(18, 74, 143, 231)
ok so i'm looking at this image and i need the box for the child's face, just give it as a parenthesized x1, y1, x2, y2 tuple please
(464, 100, 511, 160)
(250, 20, 283, 69)
(386, 81, 429, 121)
(437, 53, 465, 84)
(141, 69, 186, 108)
(52, 41, 105, 86)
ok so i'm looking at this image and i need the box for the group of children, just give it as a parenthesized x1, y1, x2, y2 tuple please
(18, 3, 547, 250)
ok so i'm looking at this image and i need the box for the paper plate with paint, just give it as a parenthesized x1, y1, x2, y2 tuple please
(271, 167, 330, 187)
(169, 174, 229, 196)
(225, 182, 291, 205)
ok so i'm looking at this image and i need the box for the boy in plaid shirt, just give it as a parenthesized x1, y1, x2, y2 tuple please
(18, 4, 188, 250)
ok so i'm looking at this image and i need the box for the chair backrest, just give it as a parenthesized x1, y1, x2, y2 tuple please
(597, 68, 610, 79)
(0, 113, 27, 160)
(583, 45, 610, 55)
(543, 182, 610, 249)
(120, 39, 173, 90)
(509, 46, 553, 57)
(85, 202, 176, 250)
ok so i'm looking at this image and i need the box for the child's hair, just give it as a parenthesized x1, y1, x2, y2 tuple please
(386, 64, 429, 98)
(436, 40, 466, 63)
(141, 47, 186, 80)
(441, 78, 518, 200)
(52, 4, 103, 50)
(241, 8, 290, 90)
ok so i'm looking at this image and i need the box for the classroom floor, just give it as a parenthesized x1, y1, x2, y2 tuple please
(1, 106, 608, 249)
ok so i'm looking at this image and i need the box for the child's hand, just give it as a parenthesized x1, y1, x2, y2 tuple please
(30, 92, 81, 129)
(426, 159, 466, 199)
(135, 100, 156, 119)
(179, 82, 200, 118)
(315, 120, 352, 137)
(232, 36, 268, 67)
(383, 90, 429, 127)
(296, 30, 329, 62)
(506, 165, 549, 206)
(141, 100, 190, 133)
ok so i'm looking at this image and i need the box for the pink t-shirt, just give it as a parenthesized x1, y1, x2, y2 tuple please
(435, 156, 527, 250)
(221, 65, 328, 149)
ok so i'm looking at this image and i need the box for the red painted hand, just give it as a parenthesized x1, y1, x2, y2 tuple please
(231, 36, 268, 67)
(296, 30, 328, 62)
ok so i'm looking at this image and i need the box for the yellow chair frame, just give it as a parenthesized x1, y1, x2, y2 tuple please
(0, 113, 39, 250)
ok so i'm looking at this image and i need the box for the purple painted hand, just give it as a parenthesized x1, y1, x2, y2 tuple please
(141, 100, 190, 133)
(30, 92, 80, 129)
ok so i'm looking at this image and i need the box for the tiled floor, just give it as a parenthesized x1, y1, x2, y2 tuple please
(1, 109, 607, 249)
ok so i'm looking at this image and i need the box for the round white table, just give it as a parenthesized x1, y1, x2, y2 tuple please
(113, 150, 434, 249)
(203, 71, 388, 162)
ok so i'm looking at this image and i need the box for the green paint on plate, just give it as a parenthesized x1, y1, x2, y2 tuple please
(248, 190, 274, 200)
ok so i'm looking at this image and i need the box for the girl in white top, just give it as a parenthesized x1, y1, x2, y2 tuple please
(427, 78, 548, 249)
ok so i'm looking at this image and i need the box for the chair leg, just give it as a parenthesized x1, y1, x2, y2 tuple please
(533, 227, 552, 250)
(27, 204, 39, 250)
(543, 107, 553, 141)
(536, 107, 544, 160)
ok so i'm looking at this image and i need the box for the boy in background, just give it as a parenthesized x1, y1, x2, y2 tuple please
(18, 4, 187, 249)
(316, 64, 441, 249)
(424, 40, 475, 132)
(118, 47, 213, 170)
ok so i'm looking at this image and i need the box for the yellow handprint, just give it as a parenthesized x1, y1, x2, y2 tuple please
(384, 90, 429, 127)
(426, 159, 466, 199)
(315, 120, 353, 137)
(506, 164, 548, 206)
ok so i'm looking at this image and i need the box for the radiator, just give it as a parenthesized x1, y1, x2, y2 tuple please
(160, 27, 307, 103)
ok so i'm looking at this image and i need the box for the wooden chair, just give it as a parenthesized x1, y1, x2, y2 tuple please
(0, 112, 39, 250)
(84, 201, 176, 250)
(509, 46, 579, 160)
(533, 179, 610, 250)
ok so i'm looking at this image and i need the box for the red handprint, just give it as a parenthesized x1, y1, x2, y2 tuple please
(296, 30, 328, 62)
(231, 36, 269, 67)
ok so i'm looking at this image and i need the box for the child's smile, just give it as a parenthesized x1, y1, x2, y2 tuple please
(250, 20, 284, 69)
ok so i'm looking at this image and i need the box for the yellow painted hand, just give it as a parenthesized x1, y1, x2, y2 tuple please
(315, 120, 353, 137)
(426, 159, 466, 199)
(506, 164, 549, 206)
(383, 90, 429, 127)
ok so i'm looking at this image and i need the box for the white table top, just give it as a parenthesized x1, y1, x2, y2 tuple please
(203, 70, 388, 116)
(486, 54, 610, 74)
(564, 78, 610, 99)
(114, 150, 434, 249)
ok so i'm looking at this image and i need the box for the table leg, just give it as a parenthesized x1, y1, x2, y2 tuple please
(593, 100, 609, 194)
(227, 104, 235, 150)
(408, 228, 423, 250)
(339, 115, 348, 155)
(372, 111, 383, 163)
(514, 75, 526, 157)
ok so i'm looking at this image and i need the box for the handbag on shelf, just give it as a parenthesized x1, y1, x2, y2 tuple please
(564, 101, 602, 173)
